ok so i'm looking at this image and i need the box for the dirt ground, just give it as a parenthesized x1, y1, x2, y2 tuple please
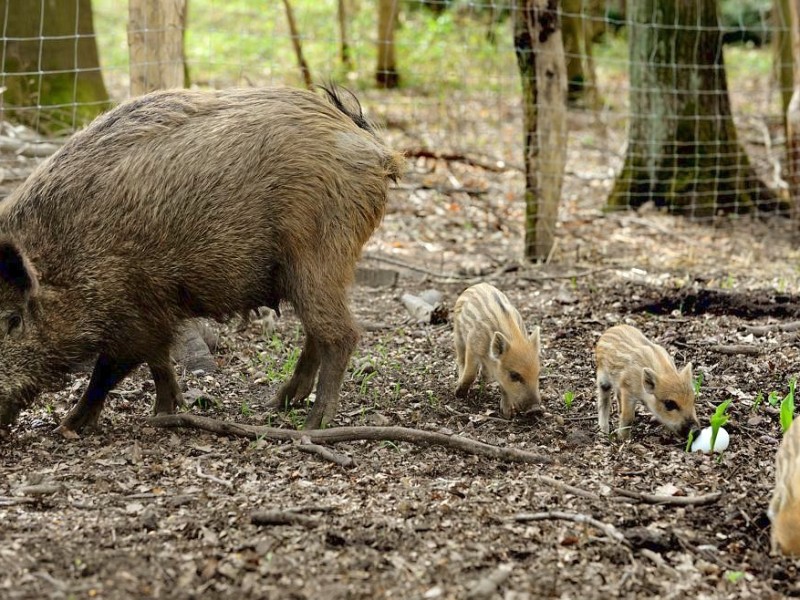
(3, 101, 800, 599)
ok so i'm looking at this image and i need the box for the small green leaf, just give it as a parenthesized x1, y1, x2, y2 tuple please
(768, 391, 781, 406)
(710, 399, 732, 453)
(563, 390, 575, 410)
(725, 570, 745, 584)
(780, 394, 795, 435)
(693, 372, 704, 396)
(685, 428, 696, 452)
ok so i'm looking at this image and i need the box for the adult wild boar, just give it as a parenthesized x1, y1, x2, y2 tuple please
(0, 85, 404, 437)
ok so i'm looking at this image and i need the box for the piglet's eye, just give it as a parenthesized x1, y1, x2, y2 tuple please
(509, 371, 524, 383)
(664, 399, 679, 411)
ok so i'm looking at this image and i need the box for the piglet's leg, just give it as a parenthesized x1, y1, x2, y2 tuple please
(56, 354, 139, 438)
(455, 343, 480, 398)
(616, 388, 636, 441)
(596, 371, 613, 434)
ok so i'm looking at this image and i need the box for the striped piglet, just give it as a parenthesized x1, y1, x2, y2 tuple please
(452, 283, 542, 418)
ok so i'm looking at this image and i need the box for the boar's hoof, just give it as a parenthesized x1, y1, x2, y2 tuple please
(454, 385, 469, 399)
(53, 424, 81, 440)
(0, 427, 10, 442)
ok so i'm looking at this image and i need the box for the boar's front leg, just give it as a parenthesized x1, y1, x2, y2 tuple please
(56, 354, 139, 438)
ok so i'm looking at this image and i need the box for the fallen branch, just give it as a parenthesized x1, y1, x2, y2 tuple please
(296, 440, 354, 467)
(537, 476, 600, 500)
(0, 496, 42, 506)
(13, 483, 61, 497)
(401, 147, 515, 172)
(520, 266, 617, 282)
(710, 344, 761, 356)
(512, 510, 629, 546)
(148, 414, 553, 464)
(610, 487, 721, 506)
(394, 182, 488, 196)
(251, 510, 319, 528)
(744, 321, 800, 336)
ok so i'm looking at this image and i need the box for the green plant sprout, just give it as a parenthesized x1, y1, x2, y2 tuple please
(768, 390, 781, 406)
(685, 429, 696, 452)
(780, 377, 796, 434)
(752, 391, 763, 412)
(693, 371, 703, 397)
(240, 399, 252, 417)
(725, 570, 745, 584)
(563, 390, 575, 410)
(710, 399, 732, 453)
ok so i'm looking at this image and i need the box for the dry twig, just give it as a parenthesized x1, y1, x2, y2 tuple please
(512, 511, 629, 546)
(251, 510, 319, 528)
(710, 344, 761, 356)
(744, 321, 800, 336)
(296, 440, 354, 467)
(148, 414, 553, 464)
(610, 487, 721, 506)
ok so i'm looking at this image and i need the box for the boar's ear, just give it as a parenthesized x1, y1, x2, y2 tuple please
(529, 326, 541, 354)
(680, 363, 694, 383)
(490, 332, 509, 360)
(0, 240, 38, 298)
(642, 368, 658, 395)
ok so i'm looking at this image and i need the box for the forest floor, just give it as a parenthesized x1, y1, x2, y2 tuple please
(2, 98, 800, 599)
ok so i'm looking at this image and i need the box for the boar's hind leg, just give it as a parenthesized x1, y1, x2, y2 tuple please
(56, 354, 139, 438)
(150, 347, 184, 415)
(272, 336, 320, 412)
(295, 293, 359, 430)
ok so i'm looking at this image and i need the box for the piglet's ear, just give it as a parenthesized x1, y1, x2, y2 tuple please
(490, 331, 509, 360)
(680, 363, 694, 383)
(0, 239, 38, 298)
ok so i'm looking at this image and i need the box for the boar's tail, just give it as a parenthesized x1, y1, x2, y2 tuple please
(319, 82, 405, 183)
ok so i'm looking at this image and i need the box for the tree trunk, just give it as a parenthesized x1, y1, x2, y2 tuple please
(128, 0, 188, 96)
(338, 0, 353, 70)
(786, 0, 800, 225)
(776, 0, 795, 127)
(0, 0, 110, 135)
(514, 0, 567, 261)
(376, 0, 399, 88)
(281, 0, 313, 89)
(561, 0, 585, 102)
(608, 0, 777, 217)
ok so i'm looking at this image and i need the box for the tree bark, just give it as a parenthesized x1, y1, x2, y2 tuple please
(281, 0, 313, 89)
(786, 0, 800, 225)
(514, 0, 567, 261)
(776, 0, 795, 127)
(128, 0, 188, 96)
(338, 0, 353, 70)
(376, 0, 400, 88)
(608, 0, 777, 217)
(0, 0, 110, 135)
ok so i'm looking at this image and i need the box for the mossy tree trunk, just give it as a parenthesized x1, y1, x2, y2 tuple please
(608, 0, 777, 217)
(561, 0, 602, 104)
(776, 0, 795, 129)
(514, 0, 567, 261)
(0, 0, 110, 135)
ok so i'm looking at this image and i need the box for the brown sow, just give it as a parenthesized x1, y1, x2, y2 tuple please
(595, 324, 699, 439)
(769, 417, 800, 556)
(0, 85, 404, 436)
(452, 283, 541, 418)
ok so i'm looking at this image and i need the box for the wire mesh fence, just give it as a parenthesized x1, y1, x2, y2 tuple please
(0, 1, 795, 242)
